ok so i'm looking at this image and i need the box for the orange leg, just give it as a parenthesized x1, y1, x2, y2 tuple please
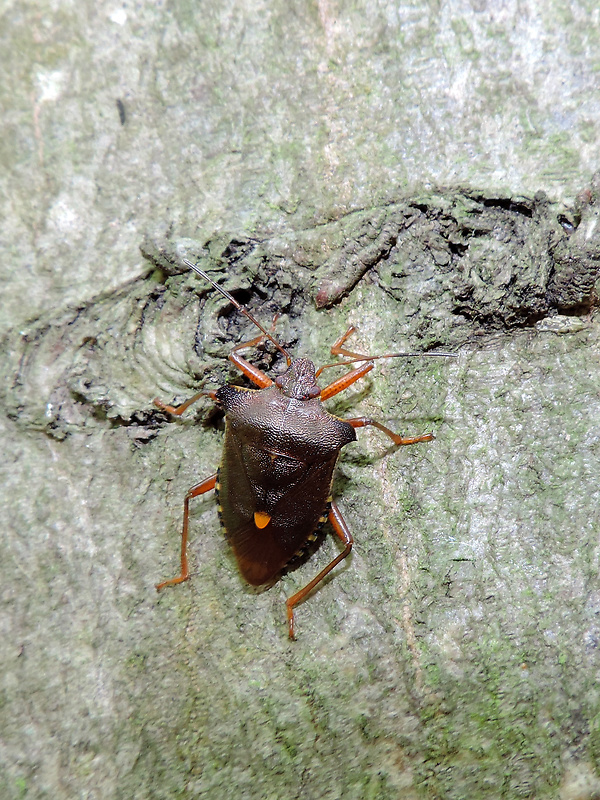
(317, 327, 377, 392)
(320, 337, 434, 443)
(156, 473, 217, 591)
(155, 315, 280, 411)
(227, 314, 282, 388)
(346, 417, 434, 446)
(154, 390, 218, 416)
(229, 334, 273, 388)
(286, 500, 353, 640)
(344, 417, 435, 445)
(330, 326, 368, 359)
(320, 361, 374, 401)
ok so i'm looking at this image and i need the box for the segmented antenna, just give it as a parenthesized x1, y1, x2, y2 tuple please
(183, 259, 292, 366)
(315, 350, 457, 377)
(183, 258, 456, 373)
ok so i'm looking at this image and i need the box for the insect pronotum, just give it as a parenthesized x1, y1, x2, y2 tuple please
(155, 260, 455, 638)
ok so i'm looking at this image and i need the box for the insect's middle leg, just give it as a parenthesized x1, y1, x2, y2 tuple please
(320, 363, 433, 444)
(286, 500, 353, 640)
(346, 417, 434, 446)
(154, 391, 218, 416)
(156, 473, 217, 591)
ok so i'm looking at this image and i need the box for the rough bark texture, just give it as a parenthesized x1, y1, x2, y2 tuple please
(2, 3, 600, 800)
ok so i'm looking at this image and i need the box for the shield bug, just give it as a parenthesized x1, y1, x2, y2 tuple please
(155, 260, 454, 638)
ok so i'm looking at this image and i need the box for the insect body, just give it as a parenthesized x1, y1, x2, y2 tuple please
(215, 361, 356, 588)
(156, 261, 454, 638)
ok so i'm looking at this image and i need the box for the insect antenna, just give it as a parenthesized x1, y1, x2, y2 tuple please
(183, 258, 292, 366)
(315, 350, 457, 378)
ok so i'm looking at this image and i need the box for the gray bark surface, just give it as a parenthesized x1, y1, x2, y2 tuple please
(1, 3, 600, 799)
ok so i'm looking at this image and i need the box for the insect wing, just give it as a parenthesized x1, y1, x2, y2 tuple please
(218, 429, 338, 586)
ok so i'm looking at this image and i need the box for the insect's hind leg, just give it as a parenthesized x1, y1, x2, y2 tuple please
(156, 473, 217, 591)
(285, 501, 353, 640)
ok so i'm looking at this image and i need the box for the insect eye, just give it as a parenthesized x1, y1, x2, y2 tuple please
(275, 375, 284, 388)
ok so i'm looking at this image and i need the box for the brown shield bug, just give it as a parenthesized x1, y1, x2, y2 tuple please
(155, 259, 455, 638)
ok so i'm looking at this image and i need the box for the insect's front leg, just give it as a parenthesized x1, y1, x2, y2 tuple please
(329, 325, 370, 359)
(229, 339, 273, 388)
(156, 473, 217, 591)
(228, 315, 281, 388)
(319, 361, 374, 401)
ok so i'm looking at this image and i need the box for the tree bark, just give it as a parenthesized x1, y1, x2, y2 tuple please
(2, 3, 600, 799)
